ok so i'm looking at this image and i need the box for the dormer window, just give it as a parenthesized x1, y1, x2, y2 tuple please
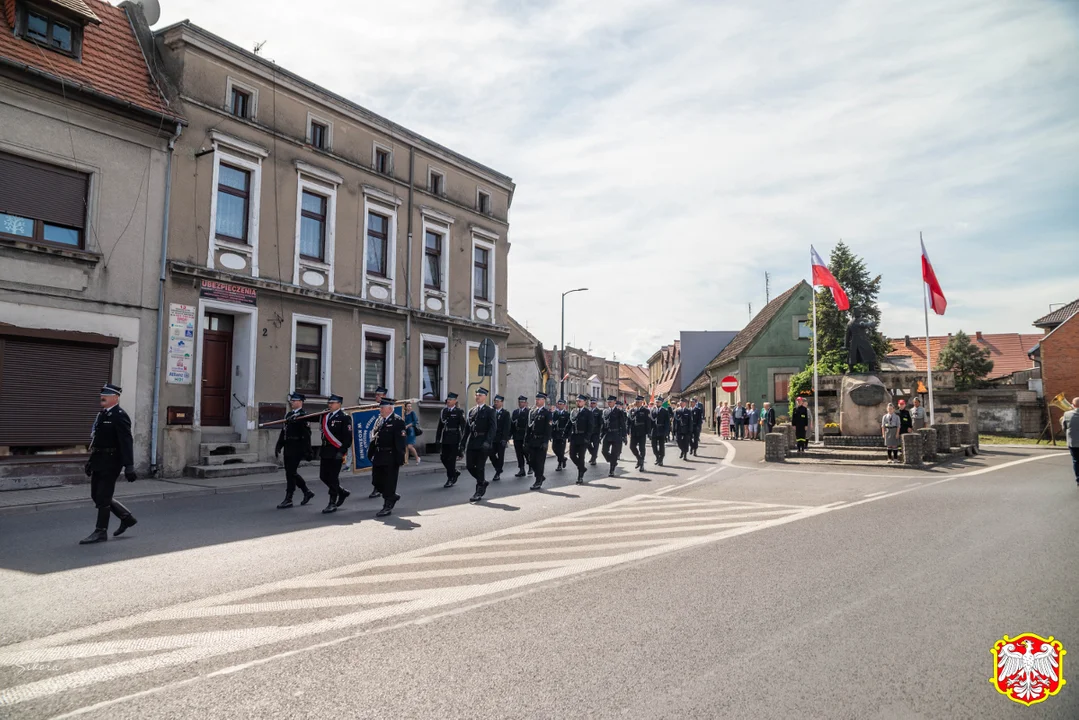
(16, 2, 89, 59)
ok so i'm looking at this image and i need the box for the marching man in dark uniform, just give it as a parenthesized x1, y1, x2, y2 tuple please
(651, 397, 671, 466)
(526, 392, 553, 490)
(489, 394, 512, 481)
(511, 395, 531, 477)
(588, 397, 603, 465)
(627, 395, 653, 472)
(80, 383, 138, 544)
(690, 398, 705, 456)
(601, 395, 628, 477)
(674, 399, 693, 460)
(792, 396, 811, 455)
(569, 393, 594, 484)
(463, 387, 497, 502)
(274, 392, 316, 509)
(318, 393, 352, 513)
(367, 397, 406, 517)
(436, 392, 465, 488)
(550, 398, 571, 472)
(367, 386, 388, 498)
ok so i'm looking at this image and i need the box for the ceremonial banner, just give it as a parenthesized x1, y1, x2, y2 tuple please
(350, 407, 403, 472)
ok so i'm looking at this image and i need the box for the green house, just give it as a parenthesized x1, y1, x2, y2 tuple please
(687, 281, 813, 423)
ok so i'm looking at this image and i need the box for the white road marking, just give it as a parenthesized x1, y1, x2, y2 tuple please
(863, 491, 889, 498)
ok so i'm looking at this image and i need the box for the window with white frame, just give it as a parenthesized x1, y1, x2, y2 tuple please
(207, 134, 265, 276)
(291, 314, 332, 396)
(307, 113, 332, 150)
(424, 229, 443, 290)
(360, 324, 396, 398)
(420, 334, 448, 401)
(366, 212, 390, 277)
(428, 167, 444, 196)
(299, 190, 327, 260)
(373, 144, 392, 175)
(473, 245, 490, 300)
(477, 189, 491, 214)
(292, 165, 340, 291)
(225, 77, 258, 120)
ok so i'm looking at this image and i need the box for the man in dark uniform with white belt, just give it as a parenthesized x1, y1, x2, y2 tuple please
(368, 397, 406, 517)
(550, 398, 571, 471)
(318, 393, 352, 514)
(569, 393, 594, 484)
(436, 392, 465, 487)
(367, 386, 388, 498)
(588, 397, 603, 465)
(80, 383, 138, 544)
(651, 397, 671, 466)
(527, 392, 553, 490)
(463, 387, 496, 502)
(489, 394, 512, 481)
(627, 395, 653, 471)
(511, 395, 531, 477)
(274, 392, 316, 509)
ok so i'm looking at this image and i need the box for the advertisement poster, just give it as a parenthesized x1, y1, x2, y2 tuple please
(166, 303, 196, 384)
(350, 407, 404, 472)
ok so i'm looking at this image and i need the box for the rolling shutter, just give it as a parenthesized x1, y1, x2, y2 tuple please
(0, 152, 88, 229)
(0, 338, 112, 446)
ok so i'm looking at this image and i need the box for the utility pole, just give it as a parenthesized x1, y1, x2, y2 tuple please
(748, 302, 752, 319)
(765, 272, 771, 303)
(561, 288, 588, 400)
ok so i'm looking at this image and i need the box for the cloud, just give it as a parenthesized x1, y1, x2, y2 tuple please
(151, 0, 1079, 364)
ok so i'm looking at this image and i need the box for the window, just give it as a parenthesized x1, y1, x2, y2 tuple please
(294, 323, 323, 395)
(424, 230, 442, 290)
(375, 147, 390, 174)
(774, 373, 792, 403)
(310, 121, 328, 150)
(473, 246, 490, 300)
(366, 212, 389, 277)
(797, 320, 813, 339)
(230, 87, 251, 118)
(477, 190, 490, 214)
(363, 336, 388, 397)
(0, 152, 88, 249)
(429, 170, 443, 195)
(21, 9, 76, 55)
(422, 343, 443, 400)
(215, 163, 250, 243)
(299, 190, 326, 260)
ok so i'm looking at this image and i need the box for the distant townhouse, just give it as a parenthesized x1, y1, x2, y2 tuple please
(0, 0, 182, 475)
(149, 21, 515, 475)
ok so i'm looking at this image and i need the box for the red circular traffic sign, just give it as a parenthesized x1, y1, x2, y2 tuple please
(720, 376, 738, 393)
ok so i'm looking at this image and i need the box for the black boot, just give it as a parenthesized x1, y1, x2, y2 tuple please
(277, 497, 294, 509)
(336, 488, 351, 507)
(492, 473, 501, 482)
(113, 516, 138, 536)
(470, 482, 488, 503)
(530, 479, 543, 490)
(576, 471, 585, 485)
(368, 488, 382, 499)
(79, 529, 107, 544)
(514, 469, 526, 478)
(322, 492, 338, 513)
(300, 490, 315, 505)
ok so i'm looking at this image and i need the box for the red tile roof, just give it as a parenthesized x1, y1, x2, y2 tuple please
(0, 0, 176, 120)
(887, 333, 1041, 378)
(1033, 298, 1079, 329)
(619, 363, 649, 390)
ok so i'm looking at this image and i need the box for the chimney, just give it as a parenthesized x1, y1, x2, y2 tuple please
(976, 331, 983, 342)
(904, 335, 911, 347)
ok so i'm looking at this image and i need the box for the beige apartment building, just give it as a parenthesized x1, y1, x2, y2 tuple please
(150, 22, 515, 475)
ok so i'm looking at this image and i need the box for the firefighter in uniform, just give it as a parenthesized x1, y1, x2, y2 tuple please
(80, 383, 138, 544)
(436, 392, 465, 488)
(651, 397, 671, 466)
(367, 397, 406, 517)
(318, 394, 353, 513)
(588, 397, 603, 465)
(550, 398, 571, 471)
(601, 395, 628, 477)
(367, 386, 388, 498)
(274, 392, 316, 509)
(673, 398, 693, 460)
(569, 394, 594, 484)
(526, 392, 553, 490)
(489, 394, 512, 481)
(511, 395, 531, 477)
(627, 395, 653, 471)
(690, 397, 705, 456)
(463, 388, 497, 502)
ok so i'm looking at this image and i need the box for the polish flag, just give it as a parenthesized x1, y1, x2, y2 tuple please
(810, 246, 850, 311)
(921, 238, 947, 315)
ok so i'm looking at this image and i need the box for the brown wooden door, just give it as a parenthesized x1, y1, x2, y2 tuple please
(201, 313, 233, 427)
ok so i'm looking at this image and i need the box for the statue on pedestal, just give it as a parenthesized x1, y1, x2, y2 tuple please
(844, 313, 878, 373)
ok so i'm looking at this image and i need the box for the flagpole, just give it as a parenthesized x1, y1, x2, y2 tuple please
(812, 249, 820, 444)
(921, 232, 935, 427)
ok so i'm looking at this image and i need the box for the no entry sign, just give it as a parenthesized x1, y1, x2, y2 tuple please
(720, 376, 738, 393)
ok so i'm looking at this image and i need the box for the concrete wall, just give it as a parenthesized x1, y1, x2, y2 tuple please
(0, 78, 173, 469)
(506, 358, 541, 405)
(973, 387, 1042, 437)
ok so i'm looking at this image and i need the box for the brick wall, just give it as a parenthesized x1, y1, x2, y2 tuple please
(1041, 313, 1079, 429)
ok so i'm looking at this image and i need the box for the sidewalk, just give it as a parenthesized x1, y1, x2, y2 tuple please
(0, 459, 447, 517)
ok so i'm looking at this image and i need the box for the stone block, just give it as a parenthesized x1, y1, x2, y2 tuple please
(775, 424, 796, 449)
(902, 433, 924, 466)
(838, 374, 890, 437)
(919, 428, 937, 461)
(935, 424, 951, 453)
(954, 422, 971, 445)
(764, 433, 786, 462)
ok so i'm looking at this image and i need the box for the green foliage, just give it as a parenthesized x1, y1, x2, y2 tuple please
(808, 241, 892, 368)
(936, 330, 994, 390)
(788, 361, 848, 416)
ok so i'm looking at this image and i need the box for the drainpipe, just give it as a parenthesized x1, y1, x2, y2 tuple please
(149, 122, 183, 476)
(404, 145, 415, 397)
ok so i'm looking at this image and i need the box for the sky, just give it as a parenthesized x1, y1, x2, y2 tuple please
(145, 0, 1079, 365)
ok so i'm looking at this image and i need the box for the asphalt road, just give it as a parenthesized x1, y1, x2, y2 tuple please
(0, 440, 1075, 719)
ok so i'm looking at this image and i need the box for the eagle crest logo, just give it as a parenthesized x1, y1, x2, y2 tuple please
(990, 633, 1065, 706)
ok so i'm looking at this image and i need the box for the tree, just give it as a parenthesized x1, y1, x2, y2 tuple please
(936, 330, 993, 390)
(807, 241, 891, 370)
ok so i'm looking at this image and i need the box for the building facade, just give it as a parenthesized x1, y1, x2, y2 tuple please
(589, 356, 619, 401)
(0, 0, 181, 474)
(1030, 298, 1079, 433)
(647, 341, 680, 398)
(506, 316, 547, 404)
(151, 22, 514, 475)
(550, 345, 593, 400)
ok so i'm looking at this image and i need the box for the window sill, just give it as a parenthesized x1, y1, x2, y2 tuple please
(299, 256, 330, 269)
(215, 238, 253, 254)
(0, 236, 101, 265)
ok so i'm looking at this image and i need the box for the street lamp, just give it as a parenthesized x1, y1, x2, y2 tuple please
(561, 287, 588, 400)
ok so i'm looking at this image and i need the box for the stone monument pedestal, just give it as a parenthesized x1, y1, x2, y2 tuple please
(838, 374, 890, 437)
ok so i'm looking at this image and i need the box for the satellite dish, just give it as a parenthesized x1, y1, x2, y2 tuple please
(131, 0, 161, 26)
